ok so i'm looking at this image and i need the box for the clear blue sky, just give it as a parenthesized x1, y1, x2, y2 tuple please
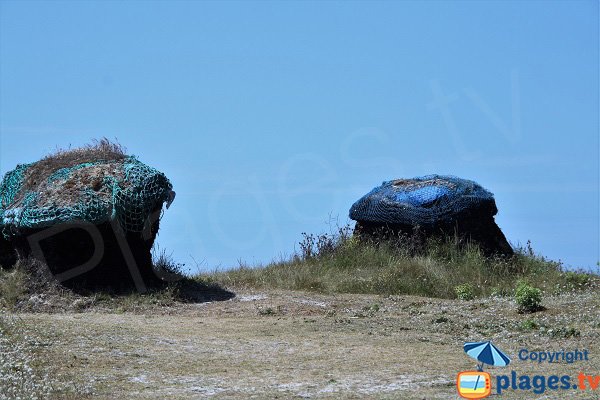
(1, 1, 598, 272)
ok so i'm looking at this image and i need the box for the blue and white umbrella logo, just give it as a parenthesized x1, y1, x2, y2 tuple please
(464, 341, 511, 371)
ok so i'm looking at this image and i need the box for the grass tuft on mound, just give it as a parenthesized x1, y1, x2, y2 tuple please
(16, 137, 127, 198)
(200, 228, 598, 299)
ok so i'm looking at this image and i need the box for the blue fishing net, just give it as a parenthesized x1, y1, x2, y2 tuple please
(349, 175, 497, 226)
(0, 156, 174, 238)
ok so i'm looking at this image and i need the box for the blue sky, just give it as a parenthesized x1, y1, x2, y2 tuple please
(1, 1, 598, 272)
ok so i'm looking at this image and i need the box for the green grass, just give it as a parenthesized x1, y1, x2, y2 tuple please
(199, 231, 598, 299)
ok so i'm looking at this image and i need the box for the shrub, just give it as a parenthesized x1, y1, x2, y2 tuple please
(515, 281, 542, 313)
(454, 283, 475, 300)
(563, 271, 590, 289)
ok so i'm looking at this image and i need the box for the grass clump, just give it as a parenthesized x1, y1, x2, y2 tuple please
(152, 246, 188, 282)
(0, 267, 27, 308)
(19, 137, 127, 196)
(515, 281, 543, 313)
(548, 326, 580, 338)
(201, 225, 598, 299)
(454, 283, 475, 300)
(0, 257, 66, 310)
(520, 318, 539, 331)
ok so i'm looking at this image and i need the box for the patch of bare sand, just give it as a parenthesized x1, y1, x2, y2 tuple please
(13, 289, 600, 399)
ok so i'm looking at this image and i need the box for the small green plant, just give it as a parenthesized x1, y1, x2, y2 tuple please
(365, 303, 380, 313)
(257, 305, 284, 316)
(515, 281, 542, 313)
(354, 303, 381, 318)
(455, 283, 475, 300)
(520, 318, 539, 330)
(548, 326, 580, 338)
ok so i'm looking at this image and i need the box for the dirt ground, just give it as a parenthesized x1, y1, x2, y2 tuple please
(7, 289, 600, 399)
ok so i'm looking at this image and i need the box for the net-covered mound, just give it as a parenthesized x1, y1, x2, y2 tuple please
(0, 141, 175, 289)
(349, 175, 513, 256)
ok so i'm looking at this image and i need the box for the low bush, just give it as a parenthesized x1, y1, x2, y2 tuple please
(515, 281, 543, 313)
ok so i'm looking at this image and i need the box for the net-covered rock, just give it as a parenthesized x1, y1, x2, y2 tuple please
(1, 157, 173, 235)
(0, 144, 175, 289)
(349, 175, 513, 255)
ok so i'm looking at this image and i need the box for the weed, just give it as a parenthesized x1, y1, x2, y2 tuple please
(366, 303, 380, 313)
(490, 286, 510, 297)
(520, 319, 539, 330)
(548, 326, 580, 338)
(0, 267, 27, 308)
(454, 283, 475, 300)
(152, 246, 186, 282)
(515, 281, 543, 313)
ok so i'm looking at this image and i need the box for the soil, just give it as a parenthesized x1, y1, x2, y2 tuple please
(7, 288, 600, 399)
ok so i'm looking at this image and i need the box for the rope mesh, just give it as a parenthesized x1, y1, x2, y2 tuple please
(0, 156, 173, 238)
(349, 175, 497, 227)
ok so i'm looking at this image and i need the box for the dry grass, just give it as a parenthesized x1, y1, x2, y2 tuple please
(201, 231, 599, 300)
(9, 138, 127, 207)
(36, 137, 125, 174)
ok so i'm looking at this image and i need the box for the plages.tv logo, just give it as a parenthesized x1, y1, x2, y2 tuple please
(457, 341, 511, 399)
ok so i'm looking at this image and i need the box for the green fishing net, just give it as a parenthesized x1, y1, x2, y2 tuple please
(0, 156, 174, 238)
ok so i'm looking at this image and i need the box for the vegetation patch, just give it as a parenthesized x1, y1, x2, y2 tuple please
(519, 318, 539, 331)
(201, 227, 598, 300)
(454, 283, 475, 300)
(515, 281, 543, 313)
